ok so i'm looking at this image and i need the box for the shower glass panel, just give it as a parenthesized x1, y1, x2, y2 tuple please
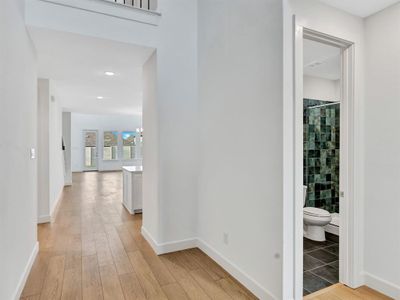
(303, 99, 340, 213)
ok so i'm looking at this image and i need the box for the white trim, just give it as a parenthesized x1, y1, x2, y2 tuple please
(12, 242, 39, 300)
(197, 238, 277, 300)
(363, 272, 400, 299)
(38, 215, 51, 224)
(293, 23, 304, 300)
(50, 188, 64, 218)
(294, 25, 359, 297)
(141, 227, 197, 255)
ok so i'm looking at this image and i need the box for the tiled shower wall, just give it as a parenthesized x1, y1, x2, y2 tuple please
(303, 99, 340, 213)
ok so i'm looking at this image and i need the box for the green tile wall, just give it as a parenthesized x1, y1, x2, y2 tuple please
(303, 99, 340, 213)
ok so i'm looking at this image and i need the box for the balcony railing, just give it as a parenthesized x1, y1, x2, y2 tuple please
(105, 0, 156, 11)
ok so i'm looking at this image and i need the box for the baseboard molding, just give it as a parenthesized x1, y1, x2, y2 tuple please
(12, 242, 39, 300)
(197, 238, 277, 300)
(37, 215, 51, 224)
(50, 188, 64, 218)
(140, 229, 275, 299)
(363, 272, 400, 299)
(141, 226, 197, 255)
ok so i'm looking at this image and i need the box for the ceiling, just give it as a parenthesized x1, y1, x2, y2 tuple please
(319, 0, 399, 17)
(303, 39, 341, 80)
(29, 28, 154, 115)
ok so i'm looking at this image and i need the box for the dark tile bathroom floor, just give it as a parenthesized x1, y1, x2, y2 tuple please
(303, 233, 339, 296)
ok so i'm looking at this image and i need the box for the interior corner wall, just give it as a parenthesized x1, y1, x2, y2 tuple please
(197, 1, 283, 299)
(62, 112, 72, 185)
(0, 0, 38, 299)
(37, 79, 65, 221)
(364, 4, 400, 297)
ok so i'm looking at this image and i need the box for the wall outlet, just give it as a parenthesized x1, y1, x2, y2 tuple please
(30, 148, 36, 159)
(223, 232, 229, 245)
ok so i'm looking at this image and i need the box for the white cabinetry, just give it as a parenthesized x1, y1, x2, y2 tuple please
(122, 166, 143, 214)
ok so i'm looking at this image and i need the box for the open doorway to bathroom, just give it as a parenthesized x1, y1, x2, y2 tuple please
(294, 27, 355, 298)
(302, 37, 341, 295)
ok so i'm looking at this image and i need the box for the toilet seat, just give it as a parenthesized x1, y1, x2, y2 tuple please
(303, 207, 331, 217)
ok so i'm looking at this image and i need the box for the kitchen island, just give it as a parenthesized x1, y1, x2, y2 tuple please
(122, 166, 143, 214)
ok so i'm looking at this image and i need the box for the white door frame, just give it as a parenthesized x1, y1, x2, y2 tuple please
(294, 25, 358, 298)
(83, 129, 99, 171)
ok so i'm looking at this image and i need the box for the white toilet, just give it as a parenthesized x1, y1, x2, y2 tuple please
(303, 186, 332, 242)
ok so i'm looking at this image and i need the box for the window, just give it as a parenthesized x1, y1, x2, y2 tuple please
(84, 130, 98, 169)
(122, 131, 135, 160)
(103, 131, 118, 160)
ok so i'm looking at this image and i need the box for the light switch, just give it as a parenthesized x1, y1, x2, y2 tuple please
(30, 148, 36, 159)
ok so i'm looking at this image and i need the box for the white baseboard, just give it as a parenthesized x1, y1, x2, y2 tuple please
(141, 226, 197, 255)
(197, 238, 277, 300)
(363, 272, 400, 299)
(37, 215, 51, 224)
(12, 242, 39, 300)
(50, 188, 64, 218)
(140, 228, 275, 299)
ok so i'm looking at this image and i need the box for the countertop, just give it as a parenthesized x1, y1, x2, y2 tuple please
(122, 166, 143, 173)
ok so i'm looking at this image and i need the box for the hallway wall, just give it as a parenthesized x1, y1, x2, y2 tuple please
(0, 0, 38, 299)
(197, 1, 283, 298)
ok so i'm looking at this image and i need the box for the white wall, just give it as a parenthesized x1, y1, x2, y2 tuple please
(284, 0, 365, 297)
(71, 113, 142, 172)
(303, 75, 340, 101)
(364, 4, 400, 297)
(0, 0, 38, 299)
(62, 112, 72, 185)
(37, 79, 65, 222)
(37, 79, 50, 221)
(198, 1, 283, 299)
(142, 52, 159, 240)
(49, 92, 65, 214)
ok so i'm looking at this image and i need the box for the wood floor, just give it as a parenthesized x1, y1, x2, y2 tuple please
(20, 171, 257, 300)
(304, 284, 393, 300)
(21, 171, 392, 300)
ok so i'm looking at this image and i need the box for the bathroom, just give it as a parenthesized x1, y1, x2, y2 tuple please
(302, 39, 341, 295)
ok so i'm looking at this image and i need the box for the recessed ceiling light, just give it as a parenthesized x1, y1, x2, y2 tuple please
(104, 71, 115, 76)
(97, 96, 104, 100)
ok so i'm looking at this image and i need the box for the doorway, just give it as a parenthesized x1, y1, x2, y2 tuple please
(83, 129, 98, 171)
(294, 27, 356, 298)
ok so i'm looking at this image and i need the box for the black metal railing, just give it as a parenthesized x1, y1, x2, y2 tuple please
(114, 0, 153, 11)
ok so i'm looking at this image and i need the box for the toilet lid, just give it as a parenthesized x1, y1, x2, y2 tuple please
(304, 207, 331, 217)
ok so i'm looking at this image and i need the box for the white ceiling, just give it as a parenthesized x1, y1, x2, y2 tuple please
(29, 28, 154, 115)
(303, 39, 341, 80)
(319, 0, 399, 17)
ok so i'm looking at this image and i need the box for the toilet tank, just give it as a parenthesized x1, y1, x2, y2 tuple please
(303, 186, 308, 207)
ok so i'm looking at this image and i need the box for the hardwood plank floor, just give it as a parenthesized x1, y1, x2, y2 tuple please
(20, 171, 256, 300)
(304, 284, 393, 300)
(20, 172, 391, 300)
